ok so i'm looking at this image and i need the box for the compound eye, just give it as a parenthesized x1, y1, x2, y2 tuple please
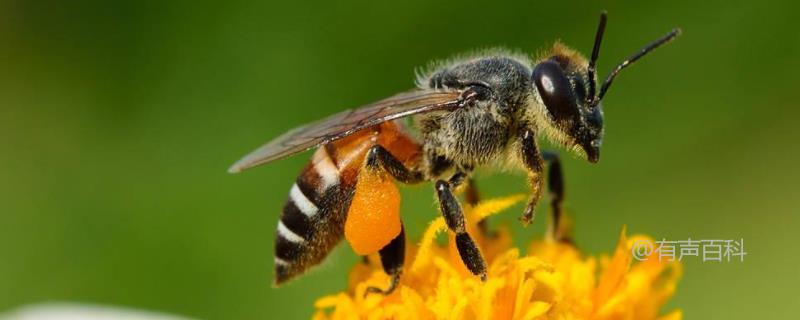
(532, 60, 579, 123)
(588, 105, 604, 129)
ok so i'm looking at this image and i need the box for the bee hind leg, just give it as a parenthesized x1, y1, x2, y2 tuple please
(365, 145, 424, 184)
(465, 178, 480, 206)
(360, 144, 419, 296)
(365, 224, 405, 296)
(436, 177, 487, 281)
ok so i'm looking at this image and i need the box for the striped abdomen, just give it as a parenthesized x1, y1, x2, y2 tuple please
(273, 122, 423, 285)
(273, 130, 375, 284)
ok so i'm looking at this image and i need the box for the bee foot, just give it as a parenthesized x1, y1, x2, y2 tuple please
(364, 271, 401, 297)
(364, 284, 397, 297)
(519, 206, 535, 227)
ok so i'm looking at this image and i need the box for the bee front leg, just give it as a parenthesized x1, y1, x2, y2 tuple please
(465, 178, 480, 206)
(365, 224, 405, 296)
(435, 177, 487, 281)
(542, 151, 568, 242)
(519, 128, 545, 226)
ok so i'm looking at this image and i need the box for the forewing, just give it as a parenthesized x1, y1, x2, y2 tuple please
(228, 89, 462, 173)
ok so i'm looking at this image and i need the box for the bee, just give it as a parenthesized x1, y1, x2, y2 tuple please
(229, 12, 680, 294)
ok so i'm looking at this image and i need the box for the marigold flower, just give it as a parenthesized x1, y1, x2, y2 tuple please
(313, 195, 682, 320)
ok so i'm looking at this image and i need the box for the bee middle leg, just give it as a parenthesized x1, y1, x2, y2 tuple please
(436, 175, 488, 281)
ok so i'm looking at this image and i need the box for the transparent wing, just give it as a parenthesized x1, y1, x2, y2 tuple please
(228, 89, 462, 173)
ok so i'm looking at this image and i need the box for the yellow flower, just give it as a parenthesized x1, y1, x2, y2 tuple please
(313, 195, 682, 320)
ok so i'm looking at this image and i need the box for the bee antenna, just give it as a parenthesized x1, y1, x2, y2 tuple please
(586, 11, 607, 107)
(597, 28, 682, 102)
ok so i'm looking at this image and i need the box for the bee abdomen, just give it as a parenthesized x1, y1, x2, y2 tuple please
(273, 146, 356, 285)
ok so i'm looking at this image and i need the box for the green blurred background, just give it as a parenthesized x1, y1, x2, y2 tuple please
(1, 0, 798, 318)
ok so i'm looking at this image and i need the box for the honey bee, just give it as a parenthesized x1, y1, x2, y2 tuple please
(230, 12, 680, 294)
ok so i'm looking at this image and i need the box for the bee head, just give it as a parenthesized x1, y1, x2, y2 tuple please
(531, 45, 603, 163)
(529, 12, 680, 163)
